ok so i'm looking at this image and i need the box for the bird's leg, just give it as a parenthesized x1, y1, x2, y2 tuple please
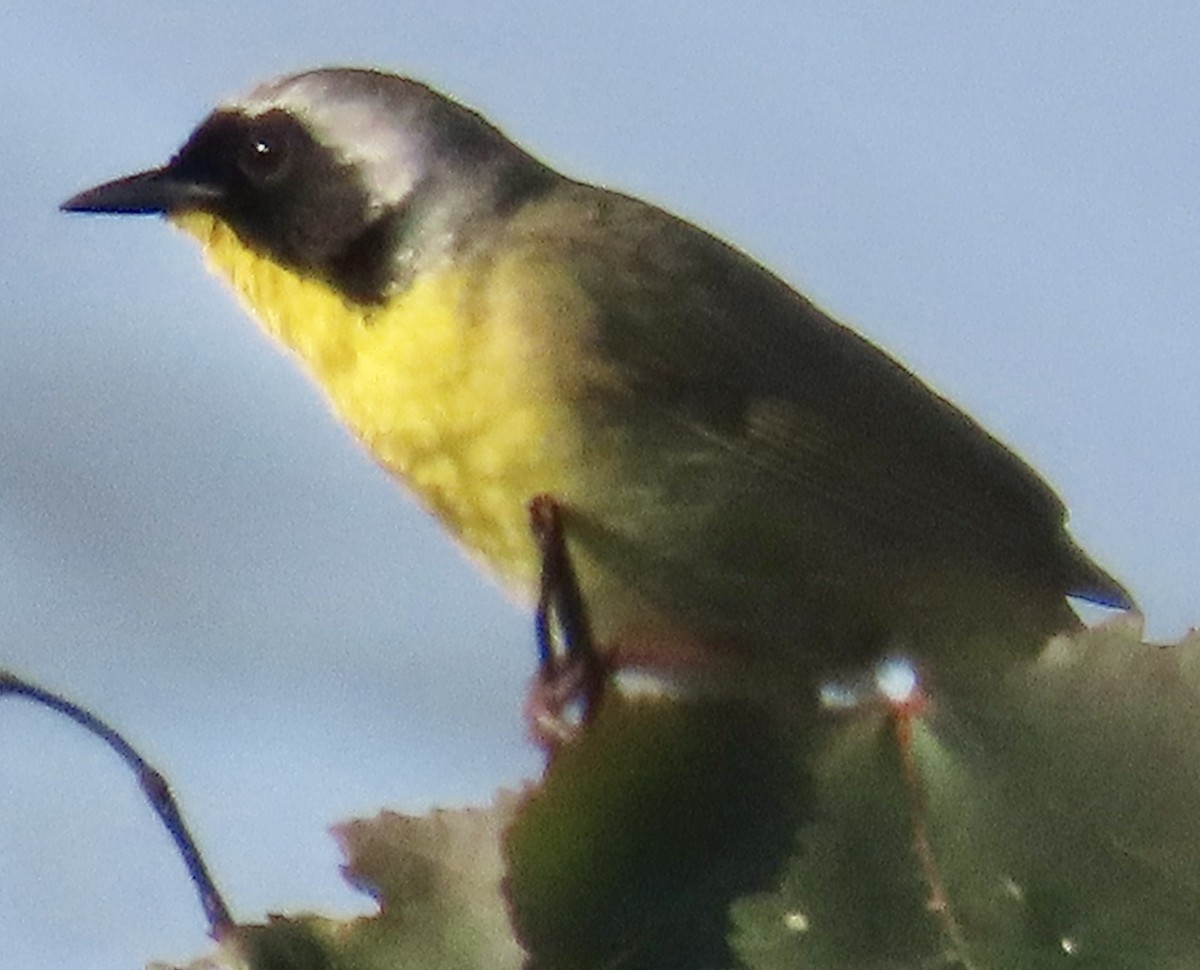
(526, 494, 608, 749)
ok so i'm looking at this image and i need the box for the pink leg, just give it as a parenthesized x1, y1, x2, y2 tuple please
(525, 495, 608, 751)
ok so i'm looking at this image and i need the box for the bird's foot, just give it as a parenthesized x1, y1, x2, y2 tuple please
(524, 649, 609, 750)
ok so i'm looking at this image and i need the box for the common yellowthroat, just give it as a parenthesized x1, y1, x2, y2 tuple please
(63, 68, 1133, 693)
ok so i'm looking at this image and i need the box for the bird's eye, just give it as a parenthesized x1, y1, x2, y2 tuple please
(236, 114, 293, 185)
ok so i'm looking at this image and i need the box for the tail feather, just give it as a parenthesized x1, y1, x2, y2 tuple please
(1063, 540, 1136, 611)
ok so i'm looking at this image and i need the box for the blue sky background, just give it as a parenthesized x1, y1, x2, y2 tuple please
(2, 4, 1197, 968)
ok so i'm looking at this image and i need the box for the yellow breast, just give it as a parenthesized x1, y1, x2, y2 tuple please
(172, 211, 598, 599)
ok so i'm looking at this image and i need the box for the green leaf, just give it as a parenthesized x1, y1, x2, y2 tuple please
(165, 620, 1200, 970)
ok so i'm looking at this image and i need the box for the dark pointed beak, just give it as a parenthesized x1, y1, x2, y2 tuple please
(61, 166, 221, 215)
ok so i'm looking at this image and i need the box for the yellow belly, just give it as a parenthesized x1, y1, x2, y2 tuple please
(172, 211, 600, 600)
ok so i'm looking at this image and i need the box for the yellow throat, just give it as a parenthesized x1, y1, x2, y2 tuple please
(171, 210, 590, 598)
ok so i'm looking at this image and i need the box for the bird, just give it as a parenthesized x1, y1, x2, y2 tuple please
(62, 67, 1133, 707)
